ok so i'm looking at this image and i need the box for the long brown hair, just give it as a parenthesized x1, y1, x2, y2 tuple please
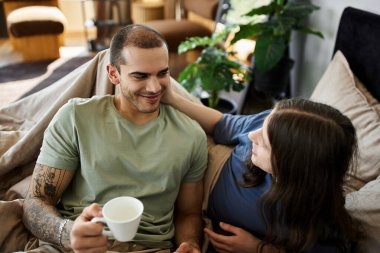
(245, 98, 361, 252)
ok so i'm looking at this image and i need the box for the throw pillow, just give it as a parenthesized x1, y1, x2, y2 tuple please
(310, 50, 380, 191)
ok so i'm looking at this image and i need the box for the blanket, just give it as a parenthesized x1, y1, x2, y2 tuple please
(0, 50, 113, 198)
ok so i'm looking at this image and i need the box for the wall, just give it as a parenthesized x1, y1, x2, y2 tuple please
(290, 0, 380, 98)
(59, 0, 95, 33)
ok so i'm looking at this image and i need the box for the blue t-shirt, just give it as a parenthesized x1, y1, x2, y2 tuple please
(208, 111, 271, 238)
(207, 112, 348, 253)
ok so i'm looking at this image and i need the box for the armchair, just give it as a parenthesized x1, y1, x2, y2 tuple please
(143, 0, 219, 53)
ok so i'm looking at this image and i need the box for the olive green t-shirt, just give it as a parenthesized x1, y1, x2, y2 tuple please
(37, 95, 207, 248)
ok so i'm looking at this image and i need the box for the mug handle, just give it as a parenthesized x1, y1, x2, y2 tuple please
(91, 217, 113, 237)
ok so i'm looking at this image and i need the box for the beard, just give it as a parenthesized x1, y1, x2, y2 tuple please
(121, 88, 163, 114)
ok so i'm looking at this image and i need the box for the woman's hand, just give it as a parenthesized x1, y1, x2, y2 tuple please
(161, 78, 178, 105)
(204, 222, 261, 253)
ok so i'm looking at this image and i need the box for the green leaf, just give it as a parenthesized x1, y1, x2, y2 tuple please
(210, 25, 234, 46)
(269, 16, 296, 36)
(178, 36, 212, 54)
(231, 23, 266, 44)
(244, 2, 277, 16)
(178, 63, 196, 82)
(179, 63, 200, 93)
(296, 27, 324, 38)
(282, 0, 319, 20)
(255, 33, 286, 72)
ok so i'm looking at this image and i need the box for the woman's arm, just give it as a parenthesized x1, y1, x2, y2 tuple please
(163, 79, 223, 135)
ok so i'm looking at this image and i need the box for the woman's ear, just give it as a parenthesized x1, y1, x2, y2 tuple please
(107, 64, 120, 85)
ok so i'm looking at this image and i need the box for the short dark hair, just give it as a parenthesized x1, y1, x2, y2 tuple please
(109, 24, 168, 72)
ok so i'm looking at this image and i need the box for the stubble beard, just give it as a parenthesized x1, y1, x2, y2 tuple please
(123, 90, 161, 114)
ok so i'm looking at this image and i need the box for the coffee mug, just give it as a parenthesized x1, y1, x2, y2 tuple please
(91, 196, 144, 242)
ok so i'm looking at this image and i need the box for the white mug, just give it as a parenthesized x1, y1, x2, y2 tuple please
(91, 196, 144, 242)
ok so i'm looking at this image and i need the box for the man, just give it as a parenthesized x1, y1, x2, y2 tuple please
(23, 24, 207, 253)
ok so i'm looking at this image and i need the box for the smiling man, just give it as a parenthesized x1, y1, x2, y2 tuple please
(23, 25, 207, 253)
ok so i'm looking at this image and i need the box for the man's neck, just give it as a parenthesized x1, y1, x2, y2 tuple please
(113, 95, 160, 125)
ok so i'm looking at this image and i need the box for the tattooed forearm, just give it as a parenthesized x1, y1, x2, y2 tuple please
(23, 197, 71, 246)
(23, 164, 75, 248)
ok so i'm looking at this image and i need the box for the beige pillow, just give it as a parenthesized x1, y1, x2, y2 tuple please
(310, 50, 380, 191)
(345, 175, 380, 253)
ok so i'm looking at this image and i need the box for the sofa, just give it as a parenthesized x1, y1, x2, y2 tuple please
(0, 6, 380, 253)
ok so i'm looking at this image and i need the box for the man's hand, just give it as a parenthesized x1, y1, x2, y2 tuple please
(174, 242, 201, 253)
(204, 222, 261, 253)
(70, 203, 108, 253)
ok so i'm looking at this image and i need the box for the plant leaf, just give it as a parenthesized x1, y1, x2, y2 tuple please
(178, 63, 196, 82)
(296, 26, 324, 38)
(244, 2, 277, 16)
(231, 23, 266, 44)
(255, 33, 286, 72)
(179, 63, 199, 92)
(282, 0, 319, 20)
(269, 16, 296, 36)
(178, 36, 212, 54)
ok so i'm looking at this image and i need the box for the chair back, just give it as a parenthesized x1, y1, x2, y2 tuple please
(333, 7, 380, 100)
(183, 0, 219, 20)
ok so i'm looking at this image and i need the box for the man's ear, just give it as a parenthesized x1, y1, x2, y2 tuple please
(107, 64, 120, 85)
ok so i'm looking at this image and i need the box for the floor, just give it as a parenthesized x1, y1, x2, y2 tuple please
(0, 33, 97, 107)
(0, 33, 93, 67)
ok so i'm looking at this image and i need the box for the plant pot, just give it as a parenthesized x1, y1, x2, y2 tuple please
(201, 97, 238, 115)
(253, 57, 294, 99)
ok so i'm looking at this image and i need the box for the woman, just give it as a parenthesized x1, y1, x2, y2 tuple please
(163, 86, 362, 253)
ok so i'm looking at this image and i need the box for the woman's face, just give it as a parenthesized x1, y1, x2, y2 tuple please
(248, 115, 272, 174)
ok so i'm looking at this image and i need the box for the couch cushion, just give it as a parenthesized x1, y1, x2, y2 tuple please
(310, 50, 380, 191)
(7, 6, 67, 37)
(345, 175, 380, 252)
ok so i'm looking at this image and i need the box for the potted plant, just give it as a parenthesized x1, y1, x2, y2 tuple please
(231, 0, 323, 97)
(177, 27, 248, 113)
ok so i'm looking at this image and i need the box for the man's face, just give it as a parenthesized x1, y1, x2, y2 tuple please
(116, 45, 170, 114)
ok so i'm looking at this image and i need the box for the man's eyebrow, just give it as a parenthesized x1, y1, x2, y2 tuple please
(129, 68, 169, 76)
(129, 71, 149, 76)
(159, 67, 169, 73)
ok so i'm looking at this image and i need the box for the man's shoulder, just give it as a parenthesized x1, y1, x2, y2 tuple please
(54, 96, 111, 121)
(163, 104, 205, 134)
(67, 95, 110, 107)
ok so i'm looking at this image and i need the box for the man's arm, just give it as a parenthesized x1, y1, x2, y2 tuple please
(174, 180, 204, 253)
(23, 163, 75, 248)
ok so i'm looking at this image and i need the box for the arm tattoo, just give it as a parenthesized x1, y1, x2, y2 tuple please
(33, 164, 66, 201)
(23, 164, 72, 247)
